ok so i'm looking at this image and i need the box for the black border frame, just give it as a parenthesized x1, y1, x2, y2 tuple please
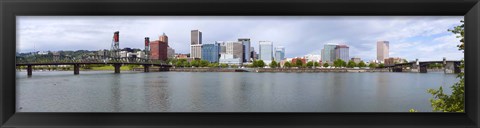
(1, 0, 479, 128)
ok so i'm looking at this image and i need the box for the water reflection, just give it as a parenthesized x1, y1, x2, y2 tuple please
(16, 71, 459, 112)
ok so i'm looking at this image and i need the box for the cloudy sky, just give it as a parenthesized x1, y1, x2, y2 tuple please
(17, 16, 463, 61)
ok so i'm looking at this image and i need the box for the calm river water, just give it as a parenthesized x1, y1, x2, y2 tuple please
(16, 71, 458, 112)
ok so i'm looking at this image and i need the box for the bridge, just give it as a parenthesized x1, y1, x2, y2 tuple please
(16, 57, 172, 76)
(384, 58, 462, 74)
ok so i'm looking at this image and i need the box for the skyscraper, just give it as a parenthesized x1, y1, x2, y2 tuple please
(190, 30, 203, 59)
(191, 30, 202, 45)
(377, 41, 389, 63)
(226, 41, 244, 62)
(321, 43, 337, 63)
(335, 45, 349, 62)
(202, 43, 220, 63)
(274, 46, 285, 62)
(238, 38, 251, 62)
(190, 44, 202, 59)
(159, 32, 169, 46)
(259, 41, 273, 65)
(150, 40, 168, 61)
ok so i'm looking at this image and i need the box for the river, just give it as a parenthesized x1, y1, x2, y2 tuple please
(16, 71, 458, 112)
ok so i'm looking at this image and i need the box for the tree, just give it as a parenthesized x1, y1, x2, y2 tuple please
(296, 59, 303, 68)
(368, 63, 377, 68)
(427, 20, 464, 112)
(333, 59, 346, 68)
(284, 61, 292, 68)
(323, 63, 329, 68)
(358, 61, 367, 67)
(269, 60, 278, 68)
(347, 60, 356, 68)
(256, 60, 265, 68)
(306, 61, 314, 68)
(199, 60, 210, 67)
(313, 62, 320, 67)
(378, 63, 385, 68)
(220, 63, 228, 68)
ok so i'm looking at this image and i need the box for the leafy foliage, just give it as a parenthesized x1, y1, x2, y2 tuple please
(333, 59, 346, 68)
(347, 60, 356, 68)
(284, 61, 292, 68)
(427, 20, 464, 112)
(368, 63, 377, 68)
(358, 61, 367, 67)
(323, 63, 329, 67)
(295, 59, 303, 68)
(269, 60, 278, 68)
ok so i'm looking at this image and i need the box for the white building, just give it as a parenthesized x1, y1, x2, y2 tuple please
(219, 54, 242, 65)
(304, 54, 321, 63)
(259, 41, 273, 65)
(190, 44, 202, 59)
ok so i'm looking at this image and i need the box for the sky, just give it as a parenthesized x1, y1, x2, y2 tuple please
(17, 16, 464, 61)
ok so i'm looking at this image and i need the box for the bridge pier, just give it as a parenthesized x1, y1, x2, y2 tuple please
(114, 64, 121, 73)
(27, 65, 32, 76)
(420, 66, 427, 73)
(73, 64, 80, 75)
(143, 65, 150, 72)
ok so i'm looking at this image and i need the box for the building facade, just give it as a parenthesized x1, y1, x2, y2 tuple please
(219, 54, 242, 65)
(238, 38, 251, 62)
(190, 30, 202, 59)
(202, 43, 220, 63)
(159, 33, 169, 46)
(377, 41, 390, 63)
(190, 44, 202, 59)
(384, 57, 404, 66)
(259, 41, 273, 64)
(225, 41, 244, 62)
(335, 45, 349, 62)
(150, 40, 168, 61)
(274, 46, 285, 62)
(351, 57, 362, 64)
(167, 47, 175, 59)
(321, 43, 337, 64)
(191, 30, 202, 45)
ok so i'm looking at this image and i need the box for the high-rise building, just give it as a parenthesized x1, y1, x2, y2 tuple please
(202, 43, 220, 63)
(159, 33, 169, 46)
(191, 30, 202, 45)
(238, 38, 251, 62)
(259, 41, 273, 65)
(377, 41, 389, 63)
(167, 47, 175, 59)
(250, 47, 257, 61)
(150, 40, 168, 60)
(335, 45, 349, 62)
(321, 43, 337, 63)
(274, 46, 285, 62)
(190, 44, 202, 59)
(217, 41, 227, 54)
(190, 30, 203, 59)
(225, 41, 243, 62)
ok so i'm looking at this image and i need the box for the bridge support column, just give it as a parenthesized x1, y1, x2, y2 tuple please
(73, 64, 80, 75)
(114, 64, 121, 73)
(143, 65, 150, 72)
(420, 66, 427, 73)
(27, 65, 32, 76)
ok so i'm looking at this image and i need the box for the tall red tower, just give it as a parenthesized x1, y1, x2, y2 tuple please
(110, 31, 120, 59)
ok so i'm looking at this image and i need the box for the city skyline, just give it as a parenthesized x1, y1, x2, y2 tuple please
(17, 16, 464, 61)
